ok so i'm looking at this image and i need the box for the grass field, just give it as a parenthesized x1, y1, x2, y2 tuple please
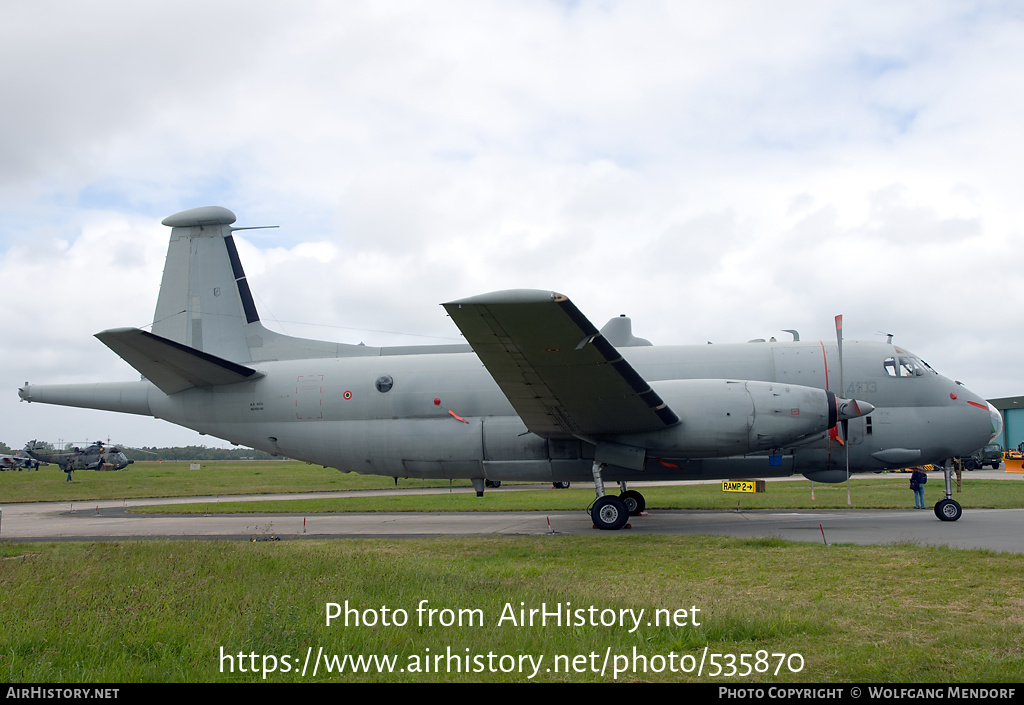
(3, 461, 1022, 513)
(3, 461, 1023, 683)
(2, 537, 1023, 683)
(128, 477, 1024, 515)
(0, 460, 476, 503)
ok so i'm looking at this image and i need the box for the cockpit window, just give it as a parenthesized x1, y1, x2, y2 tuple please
(883, 355, 934, 377)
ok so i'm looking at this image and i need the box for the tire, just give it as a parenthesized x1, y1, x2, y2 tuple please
(484, 480, 501, 488)
(934, 498, 962, 522)
(619, 489, 646, 516)
(552, 481, 571, 489)
(591, 495, 630, 530)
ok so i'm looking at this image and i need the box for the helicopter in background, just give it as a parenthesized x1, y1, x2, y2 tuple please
(23, 440, 133, 472)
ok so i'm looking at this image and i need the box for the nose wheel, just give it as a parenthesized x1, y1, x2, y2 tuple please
(934, 459, 962, 521)
(934, 498, 962, 522)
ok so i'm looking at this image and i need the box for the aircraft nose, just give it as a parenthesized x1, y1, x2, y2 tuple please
(987, 402, 1003, 443)
(957, 389, 1001, 451)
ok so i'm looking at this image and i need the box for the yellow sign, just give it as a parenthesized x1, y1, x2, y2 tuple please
(722, 480, 765, 493)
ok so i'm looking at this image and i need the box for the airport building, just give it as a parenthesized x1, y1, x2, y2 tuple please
(988, 396, 1024, 451)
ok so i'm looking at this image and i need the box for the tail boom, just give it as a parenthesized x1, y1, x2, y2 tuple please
(19, 381, 154, 416)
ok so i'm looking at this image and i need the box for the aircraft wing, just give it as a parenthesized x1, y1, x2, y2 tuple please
(443, 290, 678, 438)
(95, 328, 263, 395)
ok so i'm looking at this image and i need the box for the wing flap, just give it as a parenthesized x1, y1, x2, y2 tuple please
(443, 290, 677, 438)
(95, 328, 263, 395)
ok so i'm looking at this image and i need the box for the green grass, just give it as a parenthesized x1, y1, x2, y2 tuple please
(4, 463, 1023, 683)
(4, 461, 1021, 514)
(0, 460, 477, 503)
(1, 537, 1021, 683)
(128, 477, 1024, 515)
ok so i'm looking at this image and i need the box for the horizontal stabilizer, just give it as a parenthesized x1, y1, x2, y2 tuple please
(95, 328, 263, 395)
(443, 289, 678, 438)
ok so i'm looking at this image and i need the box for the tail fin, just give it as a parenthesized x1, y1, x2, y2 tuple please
(151, 206, 373, 363)
(152, 206, 258, 361)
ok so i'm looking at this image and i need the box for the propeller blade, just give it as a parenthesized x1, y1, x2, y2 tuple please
(835, 315, 844, 394)
(835, 314, 851, 504)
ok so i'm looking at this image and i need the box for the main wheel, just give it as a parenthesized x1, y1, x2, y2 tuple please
(552, 481, 571, 489)
(485, 480, 501, 488)
(619, 489, 646, 516)
(591, 495, 630, 530)
(934, 498, 962, 522)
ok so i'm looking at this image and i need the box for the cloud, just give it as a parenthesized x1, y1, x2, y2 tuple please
(1, 0, 1022, 447)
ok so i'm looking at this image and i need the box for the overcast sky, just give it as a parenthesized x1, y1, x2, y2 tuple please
(1, 0, 1022, 449)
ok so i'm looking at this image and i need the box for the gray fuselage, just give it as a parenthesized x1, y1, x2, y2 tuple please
(28, 337, 994, 484)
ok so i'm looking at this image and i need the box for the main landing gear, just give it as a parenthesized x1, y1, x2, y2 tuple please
(589, 461, 647, 530)
(934, 458, 963, 522)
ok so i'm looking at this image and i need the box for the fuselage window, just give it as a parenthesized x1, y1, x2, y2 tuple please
(376, 375, 394, 393)
(900, 356, 922, 376)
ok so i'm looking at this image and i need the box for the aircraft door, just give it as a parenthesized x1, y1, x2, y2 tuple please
(295, 374, 324, 420)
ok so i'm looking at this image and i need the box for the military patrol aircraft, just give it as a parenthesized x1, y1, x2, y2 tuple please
(23, 440, 131, 472)
(18, 207, 1001, 528)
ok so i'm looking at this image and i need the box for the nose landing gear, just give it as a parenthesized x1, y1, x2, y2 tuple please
(934, 458, 962, 522)
(934, 498, 963, 521)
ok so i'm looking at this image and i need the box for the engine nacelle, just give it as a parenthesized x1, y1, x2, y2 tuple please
(612, 379, 870, 458)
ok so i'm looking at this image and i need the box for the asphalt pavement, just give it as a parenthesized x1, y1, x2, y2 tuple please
(3, 470, 1021, 552)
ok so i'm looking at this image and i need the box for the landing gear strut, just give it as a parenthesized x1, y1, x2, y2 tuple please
(588, 463, 647, 529)
(934, 458, 962, 521)
(590, 461, 629, 530)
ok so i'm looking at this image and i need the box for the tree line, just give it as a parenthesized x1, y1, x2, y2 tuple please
(0, 441, 276, 462)
(124, 446, 278, 461)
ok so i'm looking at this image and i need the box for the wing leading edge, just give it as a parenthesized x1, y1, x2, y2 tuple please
(443, 289, 678, 438)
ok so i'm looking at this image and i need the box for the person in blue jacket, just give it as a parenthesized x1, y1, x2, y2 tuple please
(910, 467, 927, 509)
